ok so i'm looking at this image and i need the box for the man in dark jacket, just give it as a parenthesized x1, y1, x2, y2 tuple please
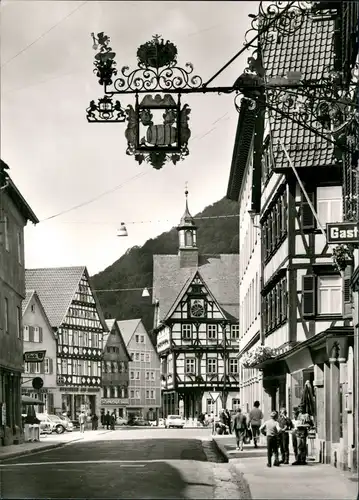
(232, 408, 247, 451)
(278, 407, 293, 464)
(105, 411, 111, 430)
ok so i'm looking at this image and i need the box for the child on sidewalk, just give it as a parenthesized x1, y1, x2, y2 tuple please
(260, 410, 282, 467)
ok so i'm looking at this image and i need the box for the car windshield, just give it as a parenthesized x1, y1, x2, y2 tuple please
(36, 414, 47, 420)
(168, 415, 181, 419)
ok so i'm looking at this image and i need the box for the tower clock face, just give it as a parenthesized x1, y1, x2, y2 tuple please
(190, 299, 205, 317)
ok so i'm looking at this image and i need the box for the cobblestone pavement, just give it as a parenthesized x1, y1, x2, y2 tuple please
(0, 428, 245, 499)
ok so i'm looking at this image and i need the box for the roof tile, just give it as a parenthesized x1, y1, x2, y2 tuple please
(152, 254, 239, 325)
(25, 267, 86, 327)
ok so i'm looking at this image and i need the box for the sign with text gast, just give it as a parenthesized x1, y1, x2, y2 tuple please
(326, 222, 359, 245)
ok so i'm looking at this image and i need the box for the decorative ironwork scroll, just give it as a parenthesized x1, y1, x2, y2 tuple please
(86, 96, 126, 122)
(92, 33, 203, 94)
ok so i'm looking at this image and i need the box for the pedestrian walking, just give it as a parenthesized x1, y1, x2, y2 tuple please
(260, 410, 281, 467)
(79, 411, 86, 434)
(278, 407, 293, 464)
(105, 411, 111, 430)
(110, 412, 116, 430)
(100, 410, 105, 429)
(225, 409, 232, 434)
(91, 413, 99, 431)
(232, 408, 247, 451)
(248, 401, 263, 448)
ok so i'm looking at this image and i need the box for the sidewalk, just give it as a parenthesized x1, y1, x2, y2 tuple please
(0, 429, 112, 462)
(213, 435, 358, 500)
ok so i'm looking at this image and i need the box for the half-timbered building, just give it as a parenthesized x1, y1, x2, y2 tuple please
(25, 267, 107, 418)
(153, 192, 240, 418)
(227, 1, 358, 472)
(100, 319, 131, 418)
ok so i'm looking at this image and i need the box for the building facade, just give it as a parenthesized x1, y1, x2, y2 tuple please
(227, 1, 358, 472)
(100, 319, 131, 417)
(25, 267, 106, 419)
(117, 319, 161, 421)
(21, 290, 57, 413)
(0, 161, 39, 446)
(153, 193, 240, 418)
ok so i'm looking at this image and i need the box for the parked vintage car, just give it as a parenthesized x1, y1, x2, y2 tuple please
(22, 414, 52, 435)
(128, 417, 151, 427)
(35, 414, 57, 434)
(165, 415, 185, 429)
(49, 414, 73, 432)
(116, 416, 128, 426)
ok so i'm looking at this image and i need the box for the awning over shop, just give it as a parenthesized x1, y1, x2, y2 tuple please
(248, 326, 354, 372)
(22, 395, 45, 406)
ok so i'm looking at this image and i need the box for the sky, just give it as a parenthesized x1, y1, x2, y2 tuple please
(1, 0, 258, 276)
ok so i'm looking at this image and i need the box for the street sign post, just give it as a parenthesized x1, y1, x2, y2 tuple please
(23, 350, 46, 363)
(326, 222, 359, 245)
(209, 392, 220, 402)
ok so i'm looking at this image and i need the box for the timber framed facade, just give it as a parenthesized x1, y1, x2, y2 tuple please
(153, 193, 239, 418)
(227, 1, 358, 473)
(25, 267, 107, 419)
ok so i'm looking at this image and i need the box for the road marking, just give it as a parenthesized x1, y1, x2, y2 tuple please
(0, 460, 149, 468)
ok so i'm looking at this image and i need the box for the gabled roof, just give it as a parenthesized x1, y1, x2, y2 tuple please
(226, 98, 257, 201)
(25, 266, 110, 332)
(1, 162, 39, 224)
(22, 289, 56, 339)
(104, 319, 131, 360)
(164, 270, 231, 322)
(262, 8, 337, 170)
(22, 290, 35, 315)
(153, 254, 239, 325)
(116, 318, 142, 346)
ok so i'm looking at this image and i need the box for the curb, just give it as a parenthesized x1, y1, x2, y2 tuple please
(0, 437, 84, 463)
(211, 437, 229, 463)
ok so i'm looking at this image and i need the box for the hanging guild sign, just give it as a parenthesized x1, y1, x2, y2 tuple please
(125, 93, 191, 170)
(23, 350, 46, 363)
(326, 222, 359, 244)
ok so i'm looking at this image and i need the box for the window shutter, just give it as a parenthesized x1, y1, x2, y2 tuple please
(343, 265, 353, 319)
(39, 327, 43, 343)
(49, 358, 53, 374)
(302, 275, 316, 317)
(29, 326, 34, 342)
(48, 393, 54, 414)
(30, 363, 35, 374)
(301, 191, 316, 230)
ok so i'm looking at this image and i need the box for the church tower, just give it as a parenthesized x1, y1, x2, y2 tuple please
(177, 188, 198, 268)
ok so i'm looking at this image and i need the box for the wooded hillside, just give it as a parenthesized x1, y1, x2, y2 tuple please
(91, 197, 239, 339)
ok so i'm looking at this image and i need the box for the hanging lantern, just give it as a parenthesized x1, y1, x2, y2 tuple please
(117, 223, 128, 237)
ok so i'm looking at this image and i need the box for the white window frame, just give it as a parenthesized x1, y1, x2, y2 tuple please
(4, 297, 9, 333)
(146, 390, 150, 399)
(33, 327, 40, 343)
(207, 324, 217, 340)
(150, 390, 154, 398)
(135, 390, 140, 399)
(130, 390, 135, 398)
(135, 352, 140, 361)
(207, 358, 217, 374)
(23, 325, 30, 342)
(151, 371, 155, 380)
(316, 186, 343, 226)
(229, 358, 239, 374)
(317, 275, 342, 315)
(232, 398, 241, 411)
(140, 335, 145, 343)
(135, 334, 139, 343)
(185, 358, 196, 374)
(44, 358, 50, 374)
(130, 371, 134, 380)
(181, 324, 192, 339)
(136, 371, 140, 380)
(4, 215, 9, 252)
(146, 371, 150, 380)
(145, 353, 150, 362)
(17, 230, 22, 264)
(231, 324, 239, 340)
(140, 353, 144, 362)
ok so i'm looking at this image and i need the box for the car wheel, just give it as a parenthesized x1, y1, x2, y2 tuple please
(56, 424, 65, 434)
